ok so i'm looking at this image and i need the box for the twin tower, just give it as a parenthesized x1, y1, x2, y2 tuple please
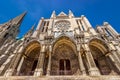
(0, 11, 120, 79)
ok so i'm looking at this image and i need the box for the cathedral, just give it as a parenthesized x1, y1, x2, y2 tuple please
(0, 11, 120, 80)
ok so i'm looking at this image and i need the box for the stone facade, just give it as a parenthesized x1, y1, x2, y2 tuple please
(0, 11, 120, 79)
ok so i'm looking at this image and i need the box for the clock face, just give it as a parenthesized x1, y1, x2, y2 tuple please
(55, 20, 70, 31)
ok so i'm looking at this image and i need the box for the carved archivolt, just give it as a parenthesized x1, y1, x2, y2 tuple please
(23, 41, 41, 56)
(51, 36, 79, 75)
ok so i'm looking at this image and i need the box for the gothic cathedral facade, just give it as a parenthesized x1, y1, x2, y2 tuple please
(0, 11, 120, 79)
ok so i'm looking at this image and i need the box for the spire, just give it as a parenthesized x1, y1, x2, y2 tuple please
(11, 12, 27, 26)
(30, 24, 35, 32)
(0, 12, 26, 30)
(69, 10, 74, 18)
(24, 24, 35, 38)
(27, 24, 35, 34)
(51, 10, 56, 18)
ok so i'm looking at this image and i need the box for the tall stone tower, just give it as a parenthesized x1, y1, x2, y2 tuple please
(0, 11, 120, 80)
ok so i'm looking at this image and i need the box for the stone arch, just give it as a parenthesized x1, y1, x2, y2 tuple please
(88, 38, 109, 53)
(52, 34, 76, 44)
(88, 38, 118, 75)
(19, 41, 41, 76)
(51, 36, 79, 75)
(52, 35, 77, 53)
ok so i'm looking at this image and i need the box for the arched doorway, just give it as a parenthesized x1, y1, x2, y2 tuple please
(19, 41, 41, 76)
(89, 38, 118, 75)
(51, 37, 79, 75)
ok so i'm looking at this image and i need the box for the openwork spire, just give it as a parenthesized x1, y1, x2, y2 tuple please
(11, 12, 27, 25)
(24, 24, 35, 38)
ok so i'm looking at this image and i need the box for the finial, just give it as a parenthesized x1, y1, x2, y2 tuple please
(51, 10, 56, 18)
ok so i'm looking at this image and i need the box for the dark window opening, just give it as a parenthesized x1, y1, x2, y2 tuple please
(105, 28, 113, 38)
(4, 33, 9, 38)
(80, 20, 85, 31)
(47, 21, 49, 26)
(101, 36, 105, 40)
(42, 27, 44, 32)
(76, 20, 81, 31)
(94, 59, 99, 68)
(43, 21, 46, 26)
(76, 20, 79, 25)
(59, 59, 64, 75)
(30, 60, 38, 75)
(66, 59, 71, 70)
(7, 26, 10, 29)
(45, 27, 48, 32)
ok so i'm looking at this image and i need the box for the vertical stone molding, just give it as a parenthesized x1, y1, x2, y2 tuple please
(34, 45, 45, 76)
(84, 43, 100, 76)
(46, 45, 52, 76)
(108, 43, 120, 65)
(4, 45, 24, 76)
(0, 54, 14, 75)
(104, 22, 119, 38)
(108, 53, 120, 71)
(32, 18, 44, 38)
(16, 56, 24, 75)
(4, 53, 21, 76)
(78, 49, 86, 75)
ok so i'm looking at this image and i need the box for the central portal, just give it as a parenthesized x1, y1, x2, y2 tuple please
(51, 37, 79, 75)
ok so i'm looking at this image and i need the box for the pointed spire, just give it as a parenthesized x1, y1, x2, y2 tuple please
(24, 24, 35, 38)
(51, 10, 56, 18)
(69, 10, 74, 18)
(11, 12, 27, 25)
(30, 24, 35, 32)
(28, 24, 35, 34)
(58, 11, 67, 16)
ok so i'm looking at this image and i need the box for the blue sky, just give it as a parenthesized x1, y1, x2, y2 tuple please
(0, 0, 120, 37)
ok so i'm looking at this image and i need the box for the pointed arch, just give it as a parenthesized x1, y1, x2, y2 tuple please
(88, 38, 118, 75)
(23, 40, 41, 56)
(51, 36, 79, 75)
(19, 40, 41, 76)
(88, 38, 109, 54)
(52, 36, 77, 55)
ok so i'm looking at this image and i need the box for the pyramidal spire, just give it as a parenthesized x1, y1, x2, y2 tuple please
(11, 12, 27, 25)
(51, 10, 56, 18)
(69, 10, 74, 18)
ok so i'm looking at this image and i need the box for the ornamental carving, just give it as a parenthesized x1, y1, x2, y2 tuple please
(55, 20, 70, 31)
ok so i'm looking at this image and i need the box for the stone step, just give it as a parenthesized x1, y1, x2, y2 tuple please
(0, 76, 120, 80)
